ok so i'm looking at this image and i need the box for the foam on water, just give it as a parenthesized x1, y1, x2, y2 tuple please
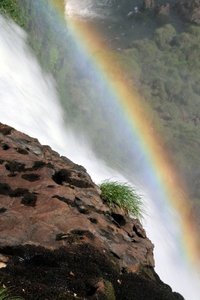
(66, 0, 114, 19)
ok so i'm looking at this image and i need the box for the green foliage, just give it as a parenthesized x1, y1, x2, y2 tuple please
(187, 25, 200, 40)
(0, 0, 26, 27)
(0, 286, 23, 300)
(100, 181, 143, 219)
(154, 24, 176, 49)
(116, 23, 200, 213)
(103, 280, 116, 300)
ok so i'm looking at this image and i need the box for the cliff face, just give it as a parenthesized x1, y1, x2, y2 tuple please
(0, 123, 183, 300)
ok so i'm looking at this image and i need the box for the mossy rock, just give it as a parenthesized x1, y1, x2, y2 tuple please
(58, 294, 81, 300)
(103, 280, 116, 300)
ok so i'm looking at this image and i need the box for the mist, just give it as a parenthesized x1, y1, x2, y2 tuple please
(0, 15, 125, 184)
(0, 12, 200, 300)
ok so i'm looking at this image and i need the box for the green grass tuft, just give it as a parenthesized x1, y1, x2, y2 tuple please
(0, 286, 23, 300)
(100, 180, 143, 219)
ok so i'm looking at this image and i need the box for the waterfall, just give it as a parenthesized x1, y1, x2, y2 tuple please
(0, 14, 199, 300)
(0, 15, 124, 183)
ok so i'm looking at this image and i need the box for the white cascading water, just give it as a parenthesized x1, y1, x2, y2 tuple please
(0, 15, 200, 300)
(66, 0, 115, 19)
(0, 15, 124, 183)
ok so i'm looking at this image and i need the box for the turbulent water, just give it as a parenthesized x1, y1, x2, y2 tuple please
(0, 14, 200, 300)
(66, 0, 176, 19)
(66, 0, 113, 18)
(66, 0, 185, 47)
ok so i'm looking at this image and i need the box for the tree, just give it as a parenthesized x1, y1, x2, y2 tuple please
(154, 24, 176, 49)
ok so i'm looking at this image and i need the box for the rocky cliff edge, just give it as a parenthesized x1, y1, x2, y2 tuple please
(0, 123, 183, 300)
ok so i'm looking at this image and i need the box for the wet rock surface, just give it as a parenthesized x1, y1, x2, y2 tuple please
(0, 123, 184, 299)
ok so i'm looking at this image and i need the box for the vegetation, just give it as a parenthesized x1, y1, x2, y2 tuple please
(100, 180, 143, 219)
(0, 286, 23, 300)
(0, 1, 199, 219)
(0, 0, 25, 26)
(125, 23, 200, 210)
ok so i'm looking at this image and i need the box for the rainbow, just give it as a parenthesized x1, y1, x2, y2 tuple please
(50, 1, 200, 267)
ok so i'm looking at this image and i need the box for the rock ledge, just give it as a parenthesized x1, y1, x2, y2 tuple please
(0, 123, 184, 300)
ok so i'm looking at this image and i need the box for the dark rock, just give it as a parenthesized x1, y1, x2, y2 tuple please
(55, 233, 70, 241)
(0, 124, 13, 135)
(1, 143, 10, 151)
(0, 207, 7, 213)
(0, 244, 184, 300)
(56, 230, 94, 243)
(0, 183, 12, 195)
(89, 217, 98, 224)
(21, 192, 37, 207)
(52, 168, 72, 185)
(111, 213, 126, 227)
(78, 205, 89, 214)
(11, 188, 29, 197)
(32, 161, 46, 170)
(52, 194, 72, 205)
(0, 185, 29, 198)
(21, 173, 40, 182)
(70, 229, 95, 240)
(74, 196, 83, 206)
(16, 148, 29, 155)
(52, 168, 93, 188)
(5, 161, 25, 173)
(133, 220, 147, 238)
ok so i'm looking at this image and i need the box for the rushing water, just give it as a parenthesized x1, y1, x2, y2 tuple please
(0, 15, 200, 300)
(66, 0, 186, 47)
(66, 0, 175, 19)
(0, 15, 124, 184)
